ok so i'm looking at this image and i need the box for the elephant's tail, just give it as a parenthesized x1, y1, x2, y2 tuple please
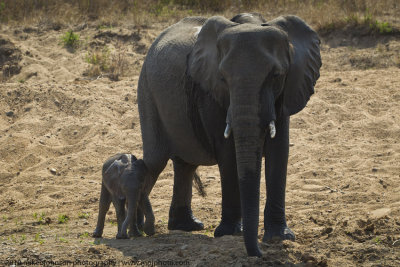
(193, 171, 206, 197)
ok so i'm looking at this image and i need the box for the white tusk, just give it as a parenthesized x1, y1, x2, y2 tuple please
(224, 123, 232, 139)
(269, 121, 276, 139)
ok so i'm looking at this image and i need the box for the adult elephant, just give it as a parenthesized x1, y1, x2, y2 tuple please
(135, 13, 321, 256)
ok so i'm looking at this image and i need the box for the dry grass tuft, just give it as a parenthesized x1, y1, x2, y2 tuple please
(84, 44, 128, 81)
(0, 0, 398, 30)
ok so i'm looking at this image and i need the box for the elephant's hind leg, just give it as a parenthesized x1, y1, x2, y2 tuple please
(168, 157, 204, 231)
(113, 197, 127, 239)
(93, 183, 112, 238)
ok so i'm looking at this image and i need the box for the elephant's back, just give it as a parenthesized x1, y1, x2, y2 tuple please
(145, 17, 206, 82)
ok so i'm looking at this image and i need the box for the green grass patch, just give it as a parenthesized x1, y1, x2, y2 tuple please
(33, 212, 46, 224)
(58, 214, 69, 224)
(61, 30, 80, 49)
(78, 212, 90, 219)
(34, 233, 44, 245)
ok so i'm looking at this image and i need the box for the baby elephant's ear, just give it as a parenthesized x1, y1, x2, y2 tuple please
(130, 154, 137, 162)
(105, 159, 128, 176)
(266, 15, 322, 116)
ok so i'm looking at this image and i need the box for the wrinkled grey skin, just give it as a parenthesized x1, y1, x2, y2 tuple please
(93, 153, 155, 239)
(136, 13, 321, 256)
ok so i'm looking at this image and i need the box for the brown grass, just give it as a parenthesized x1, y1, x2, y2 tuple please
(0, 0, 398, 30)
(84, 43, 129, 81)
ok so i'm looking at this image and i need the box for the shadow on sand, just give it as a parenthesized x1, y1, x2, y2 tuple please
(97, 230, 299, 266)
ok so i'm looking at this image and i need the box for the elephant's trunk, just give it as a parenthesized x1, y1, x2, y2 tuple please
(232, 104, 264, 257)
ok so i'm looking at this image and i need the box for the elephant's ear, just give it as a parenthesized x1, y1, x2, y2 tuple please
(265, 15, 322, 116)
(189, 16, 237, 107)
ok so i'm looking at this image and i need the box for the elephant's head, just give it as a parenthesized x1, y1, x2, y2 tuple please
(189, 15, 321, 256)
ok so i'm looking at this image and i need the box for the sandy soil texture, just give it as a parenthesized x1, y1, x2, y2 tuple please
(0, 18, 399, 266)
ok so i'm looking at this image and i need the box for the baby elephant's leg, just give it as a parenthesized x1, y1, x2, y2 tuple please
(93, 183, 112, 238)
(114, 197, 127, 239)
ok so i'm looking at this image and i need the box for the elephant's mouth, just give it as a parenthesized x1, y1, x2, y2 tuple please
(223, 105, 276, 139)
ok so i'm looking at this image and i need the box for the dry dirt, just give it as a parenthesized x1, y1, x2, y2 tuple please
(0, 17, 399, 267)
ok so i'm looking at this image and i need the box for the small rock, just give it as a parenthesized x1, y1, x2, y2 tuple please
(39, 140, 45, 145)
(393, 240, 400, 247)
(177, 250, 184, 257)
(5, 111, 14, 117)
(50, 168, 57, 175)
(322, 227, 333, 235)
(318, 258, 328, 267)
(73, 130, 78, 135)
(372, 168, 378, 172)
(370, 208, 391, 219)
(88, 247, 100, 254)
(341, 184, 350, 189)
(180, 244, 188, 250)
(364, 224, 374, 233)
(301, 253, 316, 263)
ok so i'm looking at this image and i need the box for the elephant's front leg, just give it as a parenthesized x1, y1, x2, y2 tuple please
(263, 116, 295, 242)
(168, 158, 204, 231)
(214, 139, 242, 237)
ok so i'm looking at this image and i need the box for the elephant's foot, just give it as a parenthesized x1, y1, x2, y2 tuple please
(128, 226, 143, 238)
(214, 221, 242, 237)
(144, 221, 155, 236)
(116, 232, 129, 239)
(92, 228, 103, 238)
(168, 206, 204, 231)
(262, 224, 295, 242)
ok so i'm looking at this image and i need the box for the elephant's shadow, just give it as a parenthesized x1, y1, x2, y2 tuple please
(97, 231, 291, 265)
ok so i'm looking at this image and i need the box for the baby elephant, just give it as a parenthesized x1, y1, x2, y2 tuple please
(93, 153, 155, 239)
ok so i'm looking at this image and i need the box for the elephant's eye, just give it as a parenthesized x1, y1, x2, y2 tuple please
(272, 72, 281, 79)
(219, 75, 227, 84)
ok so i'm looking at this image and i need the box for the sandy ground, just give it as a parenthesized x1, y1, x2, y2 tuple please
(0, 18, 399, 266)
